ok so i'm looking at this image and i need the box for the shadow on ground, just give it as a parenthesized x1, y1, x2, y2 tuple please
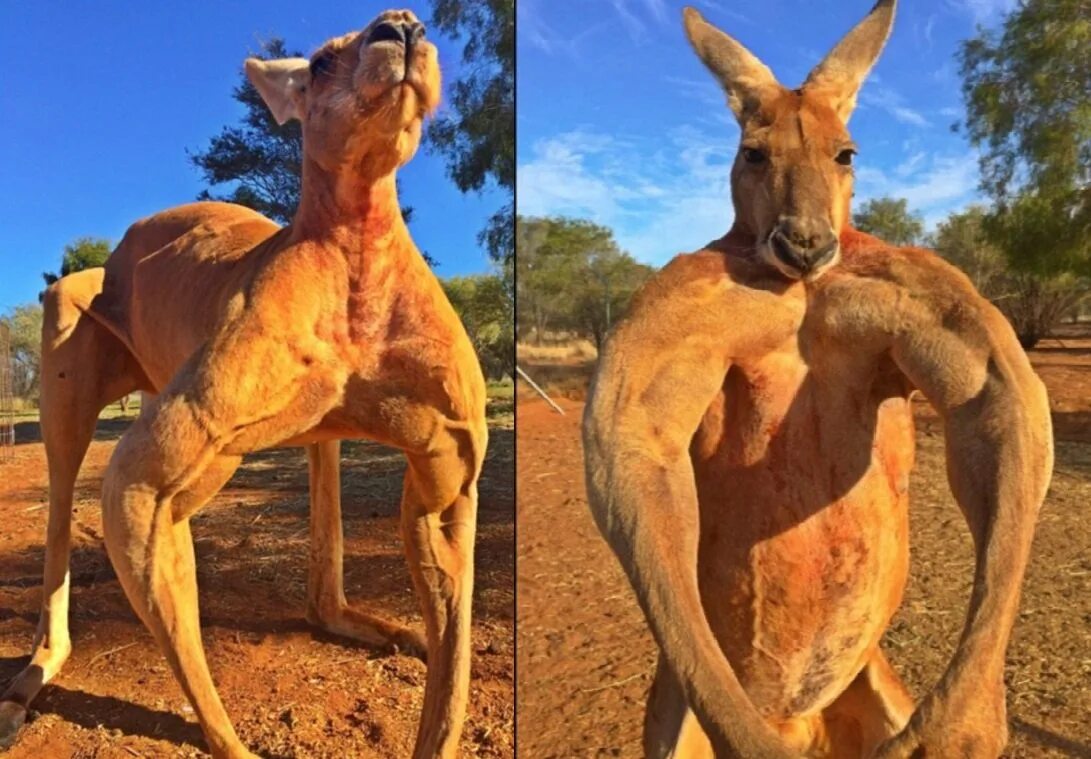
(0, 657, 206, 753)
(0, 414, 514, 757)
(1011, 719, 1091, 758)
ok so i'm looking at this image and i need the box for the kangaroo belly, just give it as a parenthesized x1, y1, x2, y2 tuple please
(693, 379, 914, 718)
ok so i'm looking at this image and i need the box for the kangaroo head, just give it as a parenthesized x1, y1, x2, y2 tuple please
(245, 9, 441, 183)
(684, 0, 895, 280)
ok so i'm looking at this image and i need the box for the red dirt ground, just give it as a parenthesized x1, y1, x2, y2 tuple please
(516, 332, 1091, 758)
(0, 412, 513, 758)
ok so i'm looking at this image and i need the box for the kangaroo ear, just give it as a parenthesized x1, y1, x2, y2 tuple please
(804, 0, 896, 123)
(245, 57, 311, 125)
(682, 7, 780, 121)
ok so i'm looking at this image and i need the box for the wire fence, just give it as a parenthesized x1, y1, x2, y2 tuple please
(0, 323, 15, 460)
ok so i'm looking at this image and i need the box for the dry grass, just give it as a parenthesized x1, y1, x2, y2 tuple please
(516, 339, 597, 364)
(517, 340, 599, 403)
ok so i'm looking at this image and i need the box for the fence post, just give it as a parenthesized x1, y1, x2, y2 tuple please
(516, 366, 566, 415)
(0, 324, 15, 460)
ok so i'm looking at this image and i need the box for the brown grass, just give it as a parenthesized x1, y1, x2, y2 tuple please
(516, 340, 597, 364)
(516, 340, 598, 403)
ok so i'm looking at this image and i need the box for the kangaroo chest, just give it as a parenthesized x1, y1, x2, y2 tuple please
(689, 335, 916, 718)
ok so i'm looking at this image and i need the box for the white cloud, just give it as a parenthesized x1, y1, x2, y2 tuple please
(516, 132, 626, 222)
(518, 129, 984, 266)
(859, 87, 931, 128)
(895, 152, 927, 178)
(517, 1, 607, 58)
(889, 108, 930, 128)
(856, 152, 982, 230)
(932, 61, 956, 83)
(948, 0, 1017, 24)
(606, 0, 704, 42)
(516, 0, 554, 53)
(694, 0, 753, 25)
(642, 0, 668, 23)
(609, 0, 648, 41)
(517, 125, 738, 265)
(662, 75, 724, 107)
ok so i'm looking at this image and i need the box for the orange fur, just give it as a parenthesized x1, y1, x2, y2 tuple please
(584, 4, 1052, 758)
(2, 11, 485, 759)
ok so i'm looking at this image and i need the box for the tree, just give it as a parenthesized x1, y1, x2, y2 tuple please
(515, 217, 554, 343)
(958, 0, 1091, 274)
(442, 274, 513, 380)
(516, 217, 610, 343)
(932, 206, 1089, 349)
(852, 197, 924, 246)
(190, 38, 422, 251)
(930, 206, 1008, 297)
(190, 39, 304, 225)
(42, 236, 112, 288)
(996, 273, 1090, 349)
(516, 216, 652, 348)
(427, 0, 514, 266)
(571, 249, 654, 351)
(1, 304, 44, 401)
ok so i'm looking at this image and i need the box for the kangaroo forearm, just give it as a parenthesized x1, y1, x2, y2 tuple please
(940, 377, 1052, 683)
(640, 575, 794, 759)
(941, 523, 1033, 682)
(590, 450, 796, 758)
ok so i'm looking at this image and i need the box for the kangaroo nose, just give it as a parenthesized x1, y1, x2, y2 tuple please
(778, 217, 836, 252)
(367, 21, 426, 46)
(367, 21, 406, 45)
(771, 217, 839, 274)
(405, 22, 426, 45)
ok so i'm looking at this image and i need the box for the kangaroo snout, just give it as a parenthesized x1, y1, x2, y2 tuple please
(770, 217, 839, 275)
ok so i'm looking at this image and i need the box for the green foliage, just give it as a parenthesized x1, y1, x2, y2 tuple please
(517, 216, 606, 344)
(852, 197, 924, 246)
(958, 0, 1091, 273)
(516, 216, 653, 349)
(442, 273, 513, 380)
(930, 206, 1007, 294)
(427, 0, 514, 266)
(1, 304, 44, 400)
(932, 206, 1089, 348)
(979, 188, 1090, 273)
(190, 39, 304, 225)
(42, 236, 112, 288)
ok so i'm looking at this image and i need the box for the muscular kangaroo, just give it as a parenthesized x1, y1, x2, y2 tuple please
(2, 10, 486, 758)
(583, 2, 1052, 757)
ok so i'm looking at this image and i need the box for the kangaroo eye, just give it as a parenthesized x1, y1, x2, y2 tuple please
(310, 52, 335, 78)
(836, 149, 856, 166)
(742, 148, 767, 165)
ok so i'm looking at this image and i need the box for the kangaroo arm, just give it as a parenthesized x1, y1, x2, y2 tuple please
(583, 255, 799, 758)
(584, 439, 795, 758)
(890, 289, 1052, 743)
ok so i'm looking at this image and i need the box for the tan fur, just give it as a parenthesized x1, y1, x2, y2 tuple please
(1, 10, 486, 759)
(584, 3, 1052, 758)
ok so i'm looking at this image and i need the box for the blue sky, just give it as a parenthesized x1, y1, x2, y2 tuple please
(0, 2, 505, 310)
(517, 0, 1016, 265)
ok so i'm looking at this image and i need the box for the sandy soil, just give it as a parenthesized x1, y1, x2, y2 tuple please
(516, 332, 1091, 758)
(0, 409, 514, 758)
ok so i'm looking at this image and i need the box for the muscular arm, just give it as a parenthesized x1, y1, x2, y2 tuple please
(882, 256, 1052, 757)
(582, 253, 799, 758)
